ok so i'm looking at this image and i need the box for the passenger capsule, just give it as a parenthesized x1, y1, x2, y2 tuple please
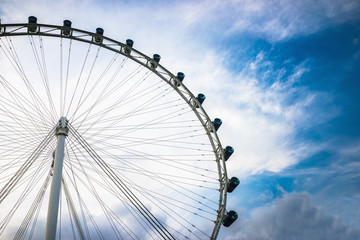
(224, 146, 234, 161)
(222, 210, 238, 227)
(63, 20, 71, 27)
(124, 39, 134, 54)
(177, 72, 185, 81)
(126, 39, 134, 47)
(151, 54, 161, 68)
(227, 177, 240, 193)
(196, 93, 206, 107)
(212, 118, 222, 132)
(28, 16, 37, 24)
(153, 54, 161, 62)
(28, 16, 37, 33)
(62, 20, 72, 36)
(95, 28, 104, 43)
(175, 72, 185, 86)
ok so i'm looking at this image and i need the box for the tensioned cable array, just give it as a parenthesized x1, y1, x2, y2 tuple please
(69, 124, 176, 240)
(0, 20, 231, 239)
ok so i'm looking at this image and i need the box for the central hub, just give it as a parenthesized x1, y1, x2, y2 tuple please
(56, 117, 69, 136)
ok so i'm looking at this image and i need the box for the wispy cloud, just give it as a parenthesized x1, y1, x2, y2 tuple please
(193, 51, 338, 176)
(171, 0, 360, 42)
(0, 0, 341, 175)
(1, 0, 359, 238)
(221, 192, 360, 240)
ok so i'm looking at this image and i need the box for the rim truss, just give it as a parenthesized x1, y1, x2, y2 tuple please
(0, 21, 228, 239)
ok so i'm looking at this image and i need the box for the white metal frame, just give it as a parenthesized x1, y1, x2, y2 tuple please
(0, 22, 228, 239)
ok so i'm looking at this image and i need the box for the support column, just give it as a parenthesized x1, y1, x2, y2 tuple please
(45, 117, 68, 240)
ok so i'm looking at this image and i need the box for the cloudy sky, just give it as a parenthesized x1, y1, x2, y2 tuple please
(1, 0, 360, 239)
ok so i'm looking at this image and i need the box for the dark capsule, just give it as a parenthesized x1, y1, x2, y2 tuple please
(95, 28, 104, 43)
(126, 39, 134, 47)
(153, 54, 161, 63)
(196, 93, 206, 107)
(227, 177, 240, 193)
(28, 16, 37, 24)
(212, 118, 222, 132)
(197, 93, 206, 104)
(63, 20, 72, 27)
(28, 16, 37, 33)
(224, 146, 234, 161)
(174, 72, 185, 86)
(62, 20, 72, 36)
(177, 72, 185, 81)
(124, 39, 134, 54)
(222, 210, 238, 227)
(96, 28, 104, 35)
(151, 54, 161, 68)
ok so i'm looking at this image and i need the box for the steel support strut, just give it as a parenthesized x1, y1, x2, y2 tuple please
(45, 117, 68, 240)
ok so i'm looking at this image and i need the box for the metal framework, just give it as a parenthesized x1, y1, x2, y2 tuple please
(45, 117, 68, 240)
(0, 21, 229, 239)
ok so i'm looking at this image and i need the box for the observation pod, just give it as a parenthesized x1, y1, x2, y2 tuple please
(224, 146, 234, 161)
(222, 210, 238, 227)
(28, 16, 37, 33)
(62, 20, 72, 36)
(151, 54, 161, 68)
(175, 72, 185, 86)
(124, 39, 134, 54)
(212, 118, 222, 132)
(95, 28, 104, 43)
(196, 93, 206, 108)
(227, 177, 240, 193)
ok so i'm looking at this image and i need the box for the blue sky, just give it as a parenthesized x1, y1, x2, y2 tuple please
(1, 0, 360, 239)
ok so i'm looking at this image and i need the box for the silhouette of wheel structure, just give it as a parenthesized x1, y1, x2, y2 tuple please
(0, 17, 239, 239)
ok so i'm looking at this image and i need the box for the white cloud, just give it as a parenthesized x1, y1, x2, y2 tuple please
(0, 0, 339, 176)
(190, 52, 335, 177)
(4, 0, 360, 44)
(206, 0, 360, 41)
(220, 192, 360, 240)
(0, 0, 355, 238)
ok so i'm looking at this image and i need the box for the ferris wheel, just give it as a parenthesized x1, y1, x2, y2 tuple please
(0, 16, 239, 239)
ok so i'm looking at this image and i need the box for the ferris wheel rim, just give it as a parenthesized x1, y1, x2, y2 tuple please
(0, 19, 229, 239)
